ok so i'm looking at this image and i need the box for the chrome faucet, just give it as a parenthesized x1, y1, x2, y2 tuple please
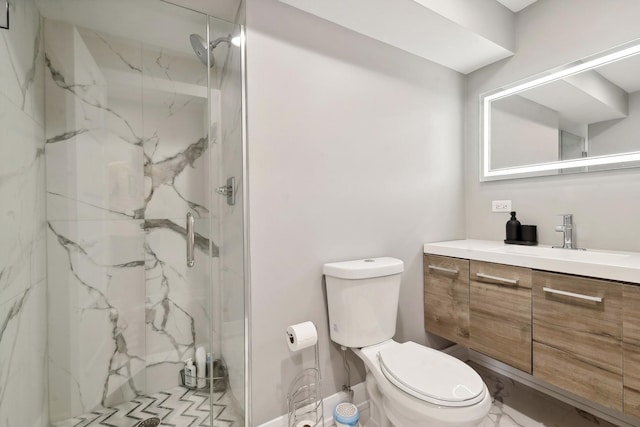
(554, 214, 575, 249)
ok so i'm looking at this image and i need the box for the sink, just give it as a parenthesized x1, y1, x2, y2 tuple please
(424, 239, 640, 284)
(487, 245, 631, 264)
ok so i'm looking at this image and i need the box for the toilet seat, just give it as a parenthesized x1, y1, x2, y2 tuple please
(378, 341, 486, 407)
(354, 340, 491, 426)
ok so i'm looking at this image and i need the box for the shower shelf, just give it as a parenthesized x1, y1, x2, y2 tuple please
(179, 358, 228, 392)
(102, 68, 208, 98)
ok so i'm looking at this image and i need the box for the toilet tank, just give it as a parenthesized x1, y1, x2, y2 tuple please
(323, 257, 404, 348)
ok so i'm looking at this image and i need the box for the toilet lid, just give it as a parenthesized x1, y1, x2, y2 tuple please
(378, 342, 486, 407)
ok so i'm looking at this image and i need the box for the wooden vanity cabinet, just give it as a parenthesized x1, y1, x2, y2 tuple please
(532, 271, 623, 412)
(423, 254, 470, 346)
(423, 256, 532, 371)
(424, 249, 640, 421)
(470, 261, 532, 373)
(623, 284, 640, 418)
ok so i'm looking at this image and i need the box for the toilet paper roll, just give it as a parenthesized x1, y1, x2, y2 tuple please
(295, 420, 314, 427)
(286, 321, 318, 352)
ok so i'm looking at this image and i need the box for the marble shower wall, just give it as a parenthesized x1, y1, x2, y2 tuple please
(44, 19, 218, 422)
(0, 0, 48, 426)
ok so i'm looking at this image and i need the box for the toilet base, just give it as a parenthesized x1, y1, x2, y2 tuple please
(364, 373, 391, 427)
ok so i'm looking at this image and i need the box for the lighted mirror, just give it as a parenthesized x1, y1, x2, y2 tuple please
(481, 39, 640, 181)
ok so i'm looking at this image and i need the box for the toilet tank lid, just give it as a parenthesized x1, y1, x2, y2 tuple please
(323, 257, 404, 280)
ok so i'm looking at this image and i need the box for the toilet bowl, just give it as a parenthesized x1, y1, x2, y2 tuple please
(353, 340, 491, 427)
(323, 257, 491, 427)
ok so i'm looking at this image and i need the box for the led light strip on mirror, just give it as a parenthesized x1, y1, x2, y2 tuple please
(481, 39, 640, 180)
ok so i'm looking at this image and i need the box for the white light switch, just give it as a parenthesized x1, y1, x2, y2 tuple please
(492, 200, 512, 212)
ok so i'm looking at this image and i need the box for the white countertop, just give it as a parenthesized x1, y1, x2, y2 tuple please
(424, 239, 640, 284)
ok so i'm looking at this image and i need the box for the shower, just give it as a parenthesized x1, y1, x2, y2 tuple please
(0, 0, 249, 425)
(190, 33, 232, 66)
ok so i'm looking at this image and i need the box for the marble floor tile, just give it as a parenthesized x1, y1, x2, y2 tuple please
(472, 362, 619, 427)
(51, 361, 621, 427)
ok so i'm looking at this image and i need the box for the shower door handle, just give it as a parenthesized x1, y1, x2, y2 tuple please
(186, 212, 195, 267)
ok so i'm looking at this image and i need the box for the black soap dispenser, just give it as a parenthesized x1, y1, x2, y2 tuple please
(506, 211, 521, 242)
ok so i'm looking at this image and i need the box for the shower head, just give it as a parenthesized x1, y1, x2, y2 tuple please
(189, 34, 232, 67)
(190, 33, 215, 67)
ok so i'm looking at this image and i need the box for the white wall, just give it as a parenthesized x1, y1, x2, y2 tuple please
(466, 0, 640, 252)
(246, 0, 466, 423)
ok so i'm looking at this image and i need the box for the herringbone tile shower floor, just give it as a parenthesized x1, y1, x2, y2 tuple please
(51, 386, 240, 427)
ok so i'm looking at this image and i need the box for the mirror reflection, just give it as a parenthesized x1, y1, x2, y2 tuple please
(482, 40, 640, 180)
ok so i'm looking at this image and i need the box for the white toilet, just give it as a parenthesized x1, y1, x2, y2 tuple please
(323, 257, 491, 427)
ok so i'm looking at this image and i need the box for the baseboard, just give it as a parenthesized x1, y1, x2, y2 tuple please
(256, 343, 465, 427)
(256, 344, 463, 426)
(259, 345, 638, 427)
(257, 382, 369, 427)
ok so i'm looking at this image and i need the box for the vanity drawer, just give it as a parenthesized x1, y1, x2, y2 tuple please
(424, 254, 470, 346)
(624, 342, 640, 418)
(470, 261, 532, 373)
(533, 271, 623, 411)
(623, 284, 640, 418)
(533, 341, 622, 411)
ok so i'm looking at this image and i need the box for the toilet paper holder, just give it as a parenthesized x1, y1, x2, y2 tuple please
(287, 322, 324, 427)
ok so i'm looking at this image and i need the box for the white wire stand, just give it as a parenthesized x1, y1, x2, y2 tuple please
(287, 342, 324, 427)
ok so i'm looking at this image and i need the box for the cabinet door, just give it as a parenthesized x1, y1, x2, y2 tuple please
(470, 261, 532, 373)
(623, 284, 640, 419)
(533, 271, 623, 411)
(424, 254, 470, 346)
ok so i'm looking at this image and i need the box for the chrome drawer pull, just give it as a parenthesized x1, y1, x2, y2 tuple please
(427, 265, 459, 275)
(476, 272, 518, 286)
(543, 287, 603, 303)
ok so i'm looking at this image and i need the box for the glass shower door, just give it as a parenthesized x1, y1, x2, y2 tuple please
(208, 13, 247, 423)
(40, 1, 246, 425)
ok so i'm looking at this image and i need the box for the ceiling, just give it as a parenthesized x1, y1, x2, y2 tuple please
(494, 0, 539, 12)
(37, 0, 235, 56)
(164, 0, 241, 23)
(279, 0, 515, 74)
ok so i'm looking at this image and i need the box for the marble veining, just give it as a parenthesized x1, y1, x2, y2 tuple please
(46, 216, 214, 419)
(1, 3, 243, 425)
(44, 19, 217, 422)
(94, 32, 143, 74)
(144, 218, 212, 394)
(1, 16, 41, 112)
(45, 20, 214, 222)
(0, 0, 47, 425)
(0, 0, 44, 124)
(473, 363, 618, 427)
(144, 136, 210, 219)
(44, 52, 144, 146)
(47, 219, 147, 418)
